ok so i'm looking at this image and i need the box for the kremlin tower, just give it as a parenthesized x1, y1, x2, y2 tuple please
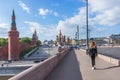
(31, 29, 38, 46)
(8, 10, 20, 60)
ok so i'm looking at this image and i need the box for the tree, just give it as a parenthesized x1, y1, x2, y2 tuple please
(37, 40, 41, 46)
(0, 38, 8, 46)
(19, 37, 32, 44)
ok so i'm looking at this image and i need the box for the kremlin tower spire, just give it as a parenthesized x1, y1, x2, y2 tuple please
(11, 10, 16, 30)
(8, 10, 20, 60)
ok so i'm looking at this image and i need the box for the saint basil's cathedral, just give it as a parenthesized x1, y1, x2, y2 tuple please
(56, 30, 66, 46)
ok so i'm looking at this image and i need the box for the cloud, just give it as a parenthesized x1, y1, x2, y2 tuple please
(56, 2, 116, 39)
(25, 3, 111, 41)
(0, 23, 9, 28)
(18, 0, 30, 13)
(89, 0, 120, 26)
(0, 23, 9, 38)
(24, 21, 58, 40)
(53, 12, 59, 17)
(23, 0, 120, 40)
(25, 6, 107, 40)
(38, 8, 59, 17)
(39, 8, 50, 16)
(56, 7, 87, 39)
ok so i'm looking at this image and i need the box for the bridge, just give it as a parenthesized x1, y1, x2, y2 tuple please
(8, 46, 120, 80)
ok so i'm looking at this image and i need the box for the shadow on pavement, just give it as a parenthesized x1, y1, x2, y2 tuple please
(96, 66, 120, 70)
(45, 50, 83, 80)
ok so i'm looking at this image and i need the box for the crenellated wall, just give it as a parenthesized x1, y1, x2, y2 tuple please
(8, 48, 70, 80)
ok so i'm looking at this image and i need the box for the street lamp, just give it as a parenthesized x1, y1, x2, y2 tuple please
(86, 0, 89, 53)
(77, 25, 79, 47)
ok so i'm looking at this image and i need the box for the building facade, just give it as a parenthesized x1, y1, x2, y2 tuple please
(109, 34, 120, 44)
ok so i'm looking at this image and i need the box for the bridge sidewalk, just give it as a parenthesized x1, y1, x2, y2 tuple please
(46, 50, 120, 80)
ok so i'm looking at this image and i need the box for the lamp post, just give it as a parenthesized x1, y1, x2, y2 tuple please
(77, 25, 79, 48)
(86, 0, 89, 53)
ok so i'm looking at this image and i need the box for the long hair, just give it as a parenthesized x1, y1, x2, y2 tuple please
(89, 41, 96, 48)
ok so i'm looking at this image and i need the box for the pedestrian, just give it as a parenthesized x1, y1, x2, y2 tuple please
(88, 41, 97, 70)
(1, 63, 4, 67)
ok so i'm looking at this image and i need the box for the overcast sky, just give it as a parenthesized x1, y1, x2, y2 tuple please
(0, 0, 120, 41)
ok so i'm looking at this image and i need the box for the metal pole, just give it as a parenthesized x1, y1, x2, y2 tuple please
(77, 25, 79, 46)
(78, 25, 79, 46)
(86, 0, 89, 53)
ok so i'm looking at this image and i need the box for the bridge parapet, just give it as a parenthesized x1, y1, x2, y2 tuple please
(9, 47, 70, 80)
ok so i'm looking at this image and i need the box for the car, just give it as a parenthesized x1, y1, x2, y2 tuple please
(34, 60, 40, 63)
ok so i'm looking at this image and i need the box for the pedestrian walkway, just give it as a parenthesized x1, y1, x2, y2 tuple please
(46, 49, 120, 80)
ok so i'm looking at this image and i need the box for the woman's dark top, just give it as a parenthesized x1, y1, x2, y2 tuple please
(89, 46, 97, 56)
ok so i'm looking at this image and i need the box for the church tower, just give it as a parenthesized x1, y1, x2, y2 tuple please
(8, 10, 20, 60)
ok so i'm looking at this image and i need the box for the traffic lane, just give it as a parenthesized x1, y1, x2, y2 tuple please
(98, 47, 120, 59)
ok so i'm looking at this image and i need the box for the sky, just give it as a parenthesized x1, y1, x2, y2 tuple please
(0, 0, 120, 41)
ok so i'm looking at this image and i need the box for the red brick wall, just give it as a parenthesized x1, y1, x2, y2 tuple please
(0, 42, 32, 60)
(0, 45, 8, 60)
(19, 43, 31, 53)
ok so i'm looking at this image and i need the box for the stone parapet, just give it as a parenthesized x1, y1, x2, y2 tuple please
(8, 48, 70, 80)
(98, 54, 120, 66)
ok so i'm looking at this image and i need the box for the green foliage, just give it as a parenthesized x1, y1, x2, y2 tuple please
(37, 40, 41, 46)
(19, 37, 32, 44)
(19, 37, 41, 46)
(20, 46, 36, 58)
(0, 38, 8, 46)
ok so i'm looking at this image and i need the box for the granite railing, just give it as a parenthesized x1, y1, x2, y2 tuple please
(9, 48, 70, 80)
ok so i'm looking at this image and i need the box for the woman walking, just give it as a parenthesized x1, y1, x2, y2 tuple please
(89, 41, 97, 70)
